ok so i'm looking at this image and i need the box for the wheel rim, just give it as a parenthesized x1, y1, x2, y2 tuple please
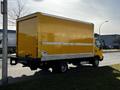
(61, 64, 67, 72)
(94, 59, 99, 66)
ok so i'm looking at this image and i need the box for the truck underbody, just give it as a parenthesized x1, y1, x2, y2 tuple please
(10, 55, 103, 73)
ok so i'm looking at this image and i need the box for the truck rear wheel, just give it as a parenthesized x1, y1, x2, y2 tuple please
(92, 58, 99, 67)
(60, 62, 68, 73)
(29, 61, 38, 70)
(30, 65, 37, 70)
(52, 62, 68, 73)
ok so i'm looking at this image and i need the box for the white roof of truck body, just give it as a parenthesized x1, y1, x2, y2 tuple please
(17, 12, 93, 25)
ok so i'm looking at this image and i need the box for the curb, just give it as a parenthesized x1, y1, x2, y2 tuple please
(103, 50, 120, 53)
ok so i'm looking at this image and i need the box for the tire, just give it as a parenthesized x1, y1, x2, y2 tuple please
(30, 65, 37, 70)
(59, 62, 68, 73)
(29, 62, 38, 70)
(92, 58, 99, 67)
(52, 62, 68, 73)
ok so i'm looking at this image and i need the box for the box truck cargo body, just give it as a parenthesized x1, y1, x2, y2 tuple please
(10, 12, 103, 72)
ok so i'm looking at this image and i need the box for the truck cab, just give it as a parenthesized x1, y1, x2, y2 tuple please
(90, 38, 103, 67)
(95, 38, 104, 60)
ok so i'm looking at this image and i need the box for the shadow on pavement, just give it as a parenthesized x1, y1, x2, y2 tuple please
(0, 65, 120, 90)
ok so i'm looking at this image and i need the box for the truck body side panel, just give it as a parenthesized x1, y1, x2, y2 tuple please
(38, 14, 94, 61)
(17, 16, 38, 58)
(17, 13, 94, 61)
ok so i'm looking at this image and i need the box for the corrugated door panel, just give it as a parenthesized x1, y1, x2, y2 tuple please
(17, 16, 38, 58)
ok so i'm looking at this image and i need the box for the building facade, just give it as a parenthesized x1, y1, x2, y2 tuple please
(0, 29, 16, 53)
(95, 33, 120, 49)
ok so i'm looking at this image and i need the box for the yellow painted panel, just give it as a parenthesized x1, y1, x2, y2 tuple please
(40, 45, 94, 55)
(17, 12, 94, 59)
(17, 16, 38, 58)
(38, 14, 94, 57)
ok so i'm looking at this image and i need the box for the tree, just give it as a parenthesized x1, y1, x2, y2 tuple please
(8, 0, 29, 24)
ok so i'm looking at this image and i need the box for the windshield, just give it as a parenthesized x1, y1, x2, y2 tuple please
(95, 39, 101, 48)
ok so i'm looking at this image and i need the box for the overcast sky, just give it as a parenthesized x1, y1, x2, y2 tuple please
(1, 0, 120, 35)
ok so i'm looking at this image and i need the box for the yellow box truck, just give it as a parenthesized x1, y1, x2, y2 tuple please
(10, 12, 103, 72)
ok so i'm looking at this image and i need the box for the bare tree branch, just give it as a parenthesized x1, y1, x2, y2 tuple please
(8, 0, 29, 26)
